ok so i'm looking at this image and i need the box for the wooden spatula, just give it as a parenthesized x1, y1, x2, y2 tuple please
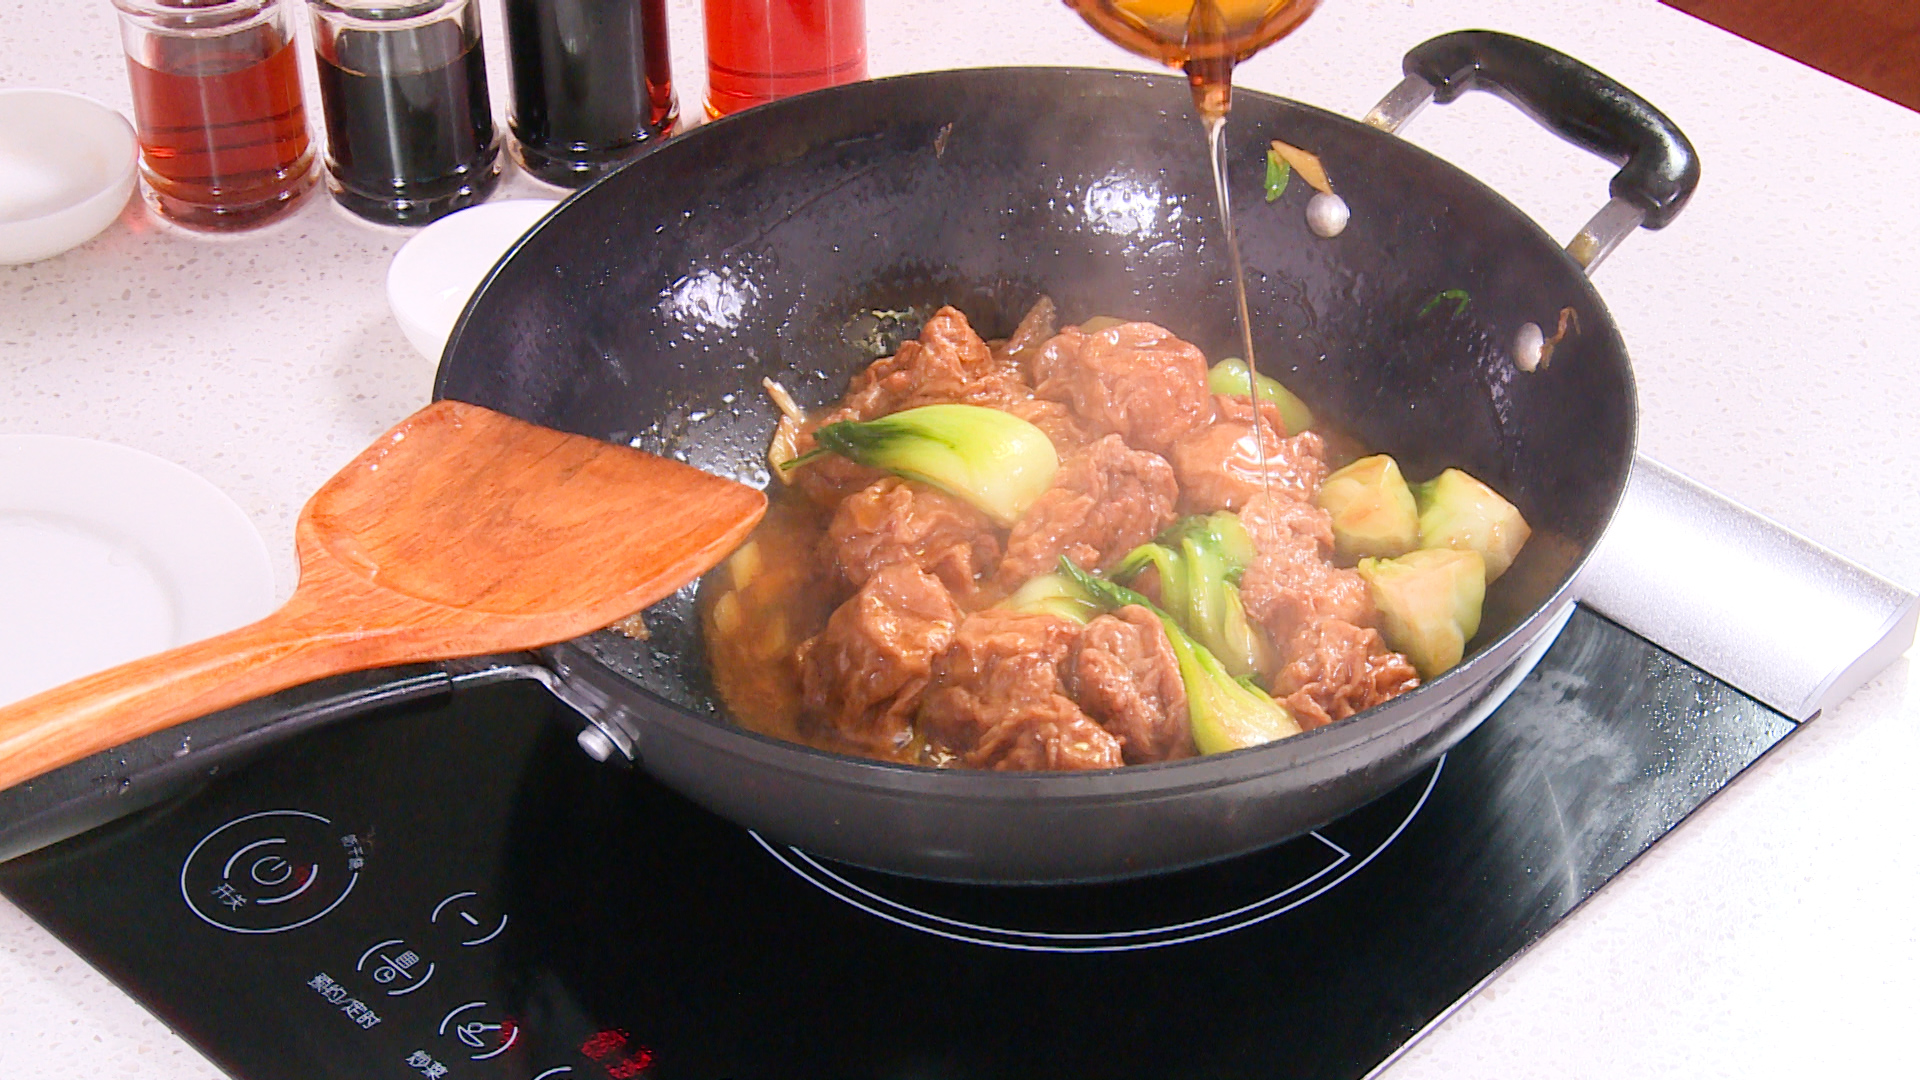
(0, 400, 766, 791)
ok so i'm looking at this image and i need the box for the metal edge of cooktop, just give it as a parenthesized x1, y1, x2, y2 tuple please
(1578, 453, 1917, 721)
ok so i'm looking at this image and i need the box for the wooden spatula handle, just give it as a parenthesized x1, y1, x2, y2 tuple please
(0, 600, 362, 791)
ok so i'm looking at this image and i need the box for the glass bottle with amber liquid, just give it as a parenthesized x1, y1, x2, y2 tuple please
(113, 0, 318, 230)
(1064, 0, 1320, 481)
(1065, 0, 1317, 119)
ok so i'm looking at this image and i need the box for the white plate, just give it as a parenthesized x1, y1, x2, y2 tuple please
(0, 436, 276, 706)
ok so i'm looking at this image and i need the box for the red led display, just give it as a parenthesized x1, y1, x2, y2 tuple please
(607, 1050, 655, 1079)
(581, 1029, 655, 1077)
(581, 1029, 629, 1060)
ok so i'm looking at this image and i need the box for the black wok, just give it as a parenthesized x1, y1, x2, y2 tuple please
(0, 32, 1697, 883)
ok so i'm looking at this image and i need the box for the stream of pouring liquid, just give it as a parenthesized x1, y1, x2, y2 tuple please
(1199, 94, 1272, 495)
(1063, 0, 1325, 496)
(1191, 39, 1273, 496)
(1064, 0, 1321, 497)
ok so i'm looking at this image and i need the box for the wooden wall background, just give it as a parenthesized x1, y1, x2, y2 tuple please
(1664, 0, 1919, 112)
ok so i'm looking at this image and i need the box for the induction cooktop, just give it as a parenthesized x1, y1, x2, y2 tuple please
(0, 606, 1797, 1080)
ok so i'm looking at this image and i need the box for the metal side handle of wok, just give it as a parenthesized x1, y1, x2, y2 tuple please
(1361, 36, 1914, 715)
(0, 657, 551, 863)
(1364, 29, 1702, 273)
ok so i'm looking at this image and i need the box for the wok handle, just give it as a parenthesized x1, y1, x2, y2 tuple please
(1368, 30, 1701, 271)
(0, 658, 542, 863)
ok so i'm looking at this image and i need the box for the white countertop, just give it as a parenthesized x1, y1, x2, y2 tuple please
(3, 0, 1917, 1076)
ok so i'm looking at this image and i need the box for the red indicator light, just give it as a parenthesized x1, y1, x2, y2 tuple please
(581, 1029, 628, 1061)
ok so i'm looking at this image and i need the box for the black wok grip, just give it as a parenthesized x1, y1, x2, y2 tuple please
(0, 666, 454, 863)
(1405, 30, 1700, 228)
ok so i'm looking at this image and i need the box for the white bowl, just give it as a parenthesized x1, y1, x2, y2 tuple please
(386, 198, 561, 363)
(0, 89, 138, 265)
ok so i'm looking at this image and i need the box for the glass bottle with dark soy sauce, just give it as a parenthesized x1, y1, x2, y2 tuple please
(504, 0, 678, 187)
(308, 0, 501, 225)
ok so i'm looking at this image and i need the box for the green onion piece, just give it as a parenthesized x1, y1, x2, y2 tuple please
(1417, 289, 1472, 319)
(1264, 149, 1291, 202)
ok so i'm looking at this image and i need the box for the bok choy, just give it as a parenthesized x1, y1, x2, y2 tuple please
(1356, 548, 1485, 679)
(789, 404, 1058, 526)
(997, 572, 1101, 624)
(1058, 558, 1301, 755)
(1206, 357, 1315, 435)
(1111, 512, 1269, 679)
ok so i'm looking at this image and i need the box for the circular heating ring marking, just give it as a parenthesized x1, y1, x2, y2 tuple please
(179, 809, 359, 934)
(754, 757, 1443, 954)
(786, 836, 1354, 945)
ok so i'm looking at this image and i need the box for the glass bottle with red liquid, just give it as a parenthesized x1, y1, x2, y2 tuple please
(703, 0, 867, 118)
(113, 0, 317, 230)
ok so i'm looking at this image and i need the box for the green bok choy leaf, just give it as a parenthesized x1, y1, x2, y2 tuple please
(1206, 357, 1314, 435)
(1112, 513, 1269, 679)
(1058, 558, 1300, 755)
(790, 404, 1058, 527)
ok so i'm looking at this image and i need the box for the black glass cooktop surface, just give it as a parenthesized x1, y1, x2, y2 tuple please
(0, 607, 1797, 1080)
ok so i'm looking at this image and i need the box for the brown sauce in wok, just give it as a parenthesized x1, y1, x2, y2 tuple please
(700, 496, 840, 750)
